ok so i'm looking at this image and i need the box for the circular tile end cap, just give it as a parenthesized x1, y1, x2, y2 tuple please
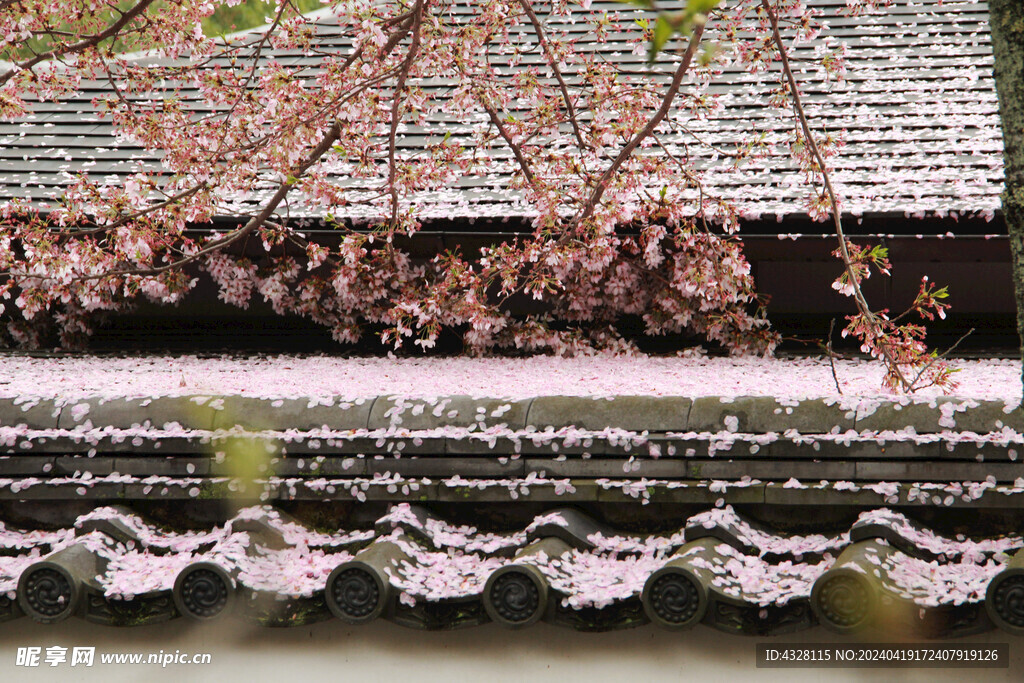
(641, 565, 708, 630)
(986, 567, 1024, 636)
(483, 565, 548, 629)
(810, 568, 876, 634)
(325, 561, 388, 624)
(18, 562, 78, 624)
(173, 562, 235, 620)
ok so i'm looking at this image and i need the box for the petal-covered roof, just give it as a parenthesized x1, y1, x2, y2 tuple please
(2, 355, 1023, 506)
(2, 353, 1023, 635)
(1, 503, 1021, 637)
(0, 0, 1003, 222)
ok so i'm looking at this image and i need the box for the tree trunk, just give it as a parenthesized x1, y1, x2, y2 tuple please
(990, 0, 1024, 391)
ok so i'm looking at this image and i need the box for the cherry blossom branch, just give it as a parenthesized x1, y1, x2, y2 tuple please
(0, 3, 788, 356)
(188, 17, 415, 165)
(668, 120, 747, 160)
(568, 19, 705, 235)
(0, 0, 157, 86)
(516, 0, 590, 155)
(387, 0, 424, 230)
(761, 0, 912, 392)
(209, 0, 293, 154)
(907, 327, 973, 390)
(58, 182, 209, 238)
(650, 133, 731, 217)
(479, 96, 538, 186)
(13, 122, 342, 285)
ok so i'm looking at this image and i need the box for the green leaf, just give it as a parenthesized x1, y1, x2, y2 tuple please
(686, 0, 721, 15)
(624, 0, 721, 62)
(698, 42, 720, 66)
(649, 15, 675, 60)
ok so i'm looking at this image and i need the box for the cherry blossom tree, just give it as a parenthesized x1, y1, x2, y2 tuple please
(0, 0, 954, 391)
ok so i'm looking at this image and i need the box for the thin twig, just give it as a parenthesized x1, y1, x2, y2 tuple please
(826, 318, 842, 394)
(386, 0, 424, 230)
(516, 0, 591, 156)
(566, 19, 705, 237)
(908, 327, 974, 390)
(761, 0, 911, 392)
(479, 96, 538, 186)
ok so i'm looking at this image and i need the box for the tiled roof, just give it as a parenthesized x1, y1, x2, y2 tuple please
(0, 0, 1002, 221)
(2, 357, 1022, 636)
(1, 503, 1022, 636)
(2, 393, 1024, 507)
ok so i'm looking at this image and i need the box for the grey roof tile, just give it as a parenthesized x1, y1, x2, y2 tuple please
(0, 503, 1017, 636)
(0, 0, 1002, 221)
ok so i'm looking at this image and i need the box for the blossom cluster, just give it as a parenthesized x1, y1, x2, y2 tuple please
(0, 0, 903, 358)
